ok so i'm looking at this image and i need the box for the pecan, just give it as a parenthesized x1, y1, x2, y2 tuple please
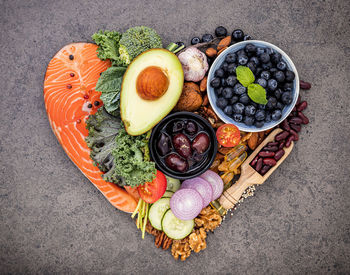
(162, 237, 173, 250)
(145, 221, 160, 236)
(205, 47, 217, 58)
(155, 232, 166, 248)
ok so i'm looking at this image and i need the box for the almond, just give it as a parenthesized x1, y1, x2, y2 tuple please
(202, 94, 209, 106)
(200, 76, 207, 92)
(217, 36, 231, 51)
(248, 132, 259, 150)
(217, 46, 228, 56)
(205, 48, 217, 58)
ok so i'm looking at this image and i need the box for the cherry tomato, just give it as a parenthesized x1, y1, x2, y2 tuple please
(137, 170, 167, 203)
(216, 124, 241, 147)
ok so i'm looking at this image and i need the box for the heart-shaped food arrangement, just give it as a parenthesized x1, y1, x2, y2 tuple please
(44, 26, 311, 261)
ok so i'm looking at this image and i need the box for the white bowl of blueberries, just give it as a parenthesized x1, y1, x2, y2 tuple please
(207, 40, 299, 132)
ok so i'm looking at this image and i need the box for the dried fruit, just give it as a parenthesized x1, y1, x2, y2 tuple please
(174, 82, 203, 111)
(205, 47, 217, 58)
(171, 237, 191, 261)
(217, 36, 231, 51)
(189, 228, 207, 253)
(194, 206, 222, 232)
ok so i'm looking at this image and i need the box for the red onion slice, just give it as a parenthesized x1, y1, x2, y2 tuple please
(181, 177, 213, 207)
(170, 189, 203, 220)
(199, 170, 224, 200)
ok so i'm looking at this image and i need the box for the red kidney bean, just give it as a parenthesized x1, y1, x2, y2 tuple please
(297, 101, 308, 112)
(275, 131, 289, 141)
(289, 117, 303, 125)
(263, 158, 277, 166)
(279, 142, 285, 149)
(298, 111, 309, 124)
(289, 129, 299, 141)
(300, 80, 312, 90)
(255, 158, 263, 172)
(251, 156, 258, 167)
(292, 106, 297, 112)
(296, 95, 301, 105)
(259, 151, 275, 158)
(285, 135, 294, 148)
(281, 119, 291, 132)
(274, 149, 285, 161)
(264, 146, 279, 152)
(267, 141, 279, 147)
(290, 123, 301, 132)
(260, 165, 271, 175)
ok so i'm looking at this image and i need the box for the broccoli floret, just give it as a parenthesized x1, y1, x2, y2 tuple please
(119, 26, 162, 65)
(92, 30, 122, 64)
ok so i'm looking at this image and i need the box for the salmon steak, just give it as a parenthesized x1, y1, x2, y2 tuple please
(44, 42, 138, 213)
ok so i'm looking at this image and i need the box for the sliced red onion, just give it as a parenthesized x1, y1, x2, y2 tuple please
(199, 170, 224, 200)
(181, 177, 213, 207)
(170, 189, 203, 220)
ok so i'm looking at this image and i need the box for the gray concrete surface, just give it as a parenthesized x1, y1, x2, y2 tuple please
(1, 0, 349, 273)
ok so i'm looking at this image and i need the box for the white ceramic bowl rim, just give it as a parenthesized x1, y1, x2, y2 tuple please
(206, 40, 300, 132)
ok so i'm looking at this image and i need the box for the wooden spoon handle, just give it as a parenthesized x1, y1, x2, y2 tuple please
(219, 177, 252, 210)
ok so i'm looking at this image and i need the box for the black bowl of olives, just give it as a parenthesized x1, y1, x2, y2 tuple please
(149, 112, 218, 180)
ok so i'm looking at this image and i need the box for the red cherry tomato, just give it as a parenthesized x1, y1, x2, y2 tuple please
(137, 170, 167, 203)
(216, 124, 241, 147)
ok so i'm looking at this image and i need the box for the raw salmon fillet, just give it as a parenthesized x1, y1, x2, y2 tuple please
(44, 43, 137, 213)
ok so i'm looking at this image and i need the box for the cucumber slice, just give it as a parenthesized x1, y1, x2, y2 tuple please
(149, 198, 170, 230)
(165, 176, 181, 192)
(162, 190, 174, 198)
(161, 210, 194, 240)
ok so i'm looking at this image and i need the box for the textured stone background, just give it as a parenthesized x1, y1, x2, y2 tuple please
(1, 0, 349, 273)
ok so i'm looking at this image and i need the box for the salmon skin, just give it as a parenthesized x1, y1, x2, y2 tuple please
(44, 43, 137, 213)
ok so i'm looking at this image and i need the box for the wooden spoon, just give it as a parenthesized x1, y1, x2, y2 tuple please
(219, 128, 294, 210)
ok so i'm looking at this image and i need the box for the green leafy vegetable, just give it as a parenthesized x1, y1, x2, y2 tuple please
(236, 65, 255, 87)
(85, 108, 156, 188)
(95, 67, 126, 115)
(92, 30, 123, 65)
(119, 26, 162, 65)
(248, 83, 268, 105)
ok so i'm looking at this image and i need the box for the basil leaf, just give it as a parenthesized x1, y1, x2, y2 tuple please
(248, 84, 268, 105)
(236, 66, 255, 87)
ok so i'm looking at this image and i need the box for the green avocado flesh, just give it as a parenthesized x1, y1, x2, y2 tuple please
(120, 49, 184, 136)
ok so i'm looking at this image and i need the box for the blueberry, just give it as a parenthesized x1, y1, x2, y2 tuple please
(221, 62, 229, 72)
(271, 109, 282, 121)
(276, 101, 285, 110)
(202, 33, 214, 42)
(237, 49, 246, 56)
(233, 102, 245, 114)
(216, 97, 228, 109)
(245, 105, 256, 116)
(255, 109, 265, 121)
(215, 68, 225, 78)
(224, 105, 233, 115)
(266, 96, 277, 110)
(232, 29, 244, 41)
(267, 79, 278, 91)
(222, 87, 234, 98)
(285, 70, 295, 82)
(281, 92, 293, 104)
(239, 94, 250, 105)
(266, 48, 274, 55)
(227, 63, 237, 75)
(274, 71, 285, 82)
(215, 26, 227, 37)
(191, 37, 201, 45)
(233, 113, 243, 122)
(284, 82, 293, 91)
(214, 87, 223, 96)
(259, 53, 270, 63)
(271, 52, 282, 64)
(226, 75, 237, 87)
(233, 83, 247, 95)
(243, 35, 252, 41)
(256, 78, 267, 88)
(250, 56, 259, 66)
(225, 53, 237, 63)
(250, 101, 258, 108)
(254, 120, 264, 128)
(256, 47, 265, 56)
(276, 61, 287, 71)
(274, 88, 283, 99)
(210, 77, 221, 88)
(265, 112, 272, 122)
(244, 116, 255, 126)
(261, 62, 273, 70)
(245, 43, 256, 54)
(229, 96, 239, 104)
(238, 55, 248, 65)
(269, 67, 278, 74)
(246, 62, 256, 74)
(258, 104, 266, 110)
(255, 67, 263, 77)
(221, 78, 227, 87)
(260, 70, 271, 80)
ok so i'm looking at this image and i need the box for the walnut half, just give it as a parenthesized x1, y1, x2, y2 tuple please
(195, 206, 222, 232)
(189, 228, 207, 253)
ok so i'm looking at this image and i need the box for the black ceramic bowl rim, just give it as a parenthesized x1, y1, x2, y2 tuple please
(149, 111, 218, 180)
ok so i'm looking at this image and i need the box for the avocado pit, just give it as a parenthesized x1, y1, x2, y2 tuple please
(136, 66, 169, 100)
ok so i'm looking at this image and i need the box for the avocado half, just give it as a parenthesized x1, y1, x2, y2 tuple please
(120, 49, 184, 136)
